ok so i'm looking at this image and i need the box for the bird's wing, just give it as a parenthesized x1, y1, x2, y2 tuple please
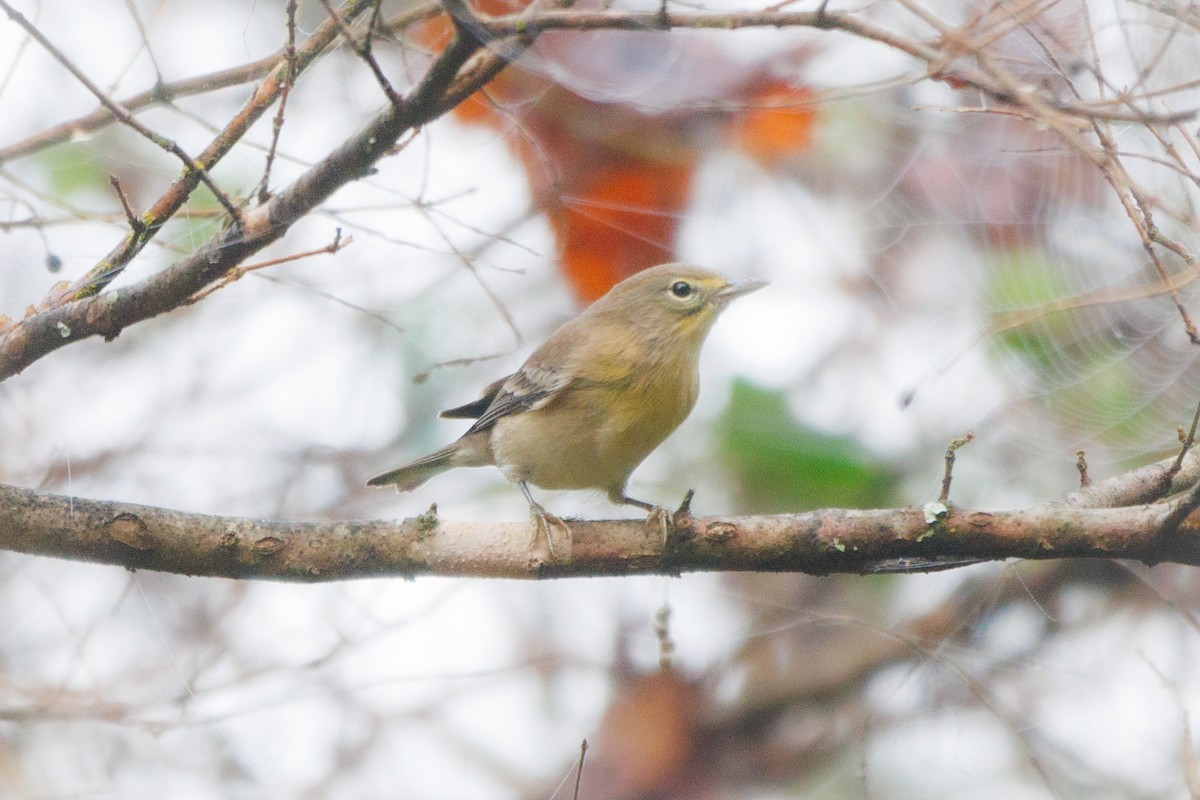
(440, 375, 509, 419)
(465, 363, 571, 434)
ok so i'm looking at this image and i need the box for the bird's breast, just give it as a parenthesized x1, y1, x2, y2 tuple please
(491, 358, 699, 492)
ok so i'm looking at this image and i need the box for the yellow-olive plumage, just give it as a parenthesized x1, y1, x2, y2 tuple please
(368, 263, 766, 515)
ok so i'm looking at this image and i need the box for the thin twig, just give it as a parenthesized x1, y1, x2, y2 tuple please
(41, 0, 380, 305)
(108, 176, 144, 235)
(1157, 397, 1200, 538)
(1167, 394, 1200, 489)
(256, 0, 300, 205)
(0, 21, 505, 381)
(115, 0, 164, 91)
(572, 740, 589, 800)
(938, 433, 974, 505)
(320, 0, 403, 107)
(0, 1, 244, 224)
(0, 4, 441, 166)
(185, 231, 352, 304)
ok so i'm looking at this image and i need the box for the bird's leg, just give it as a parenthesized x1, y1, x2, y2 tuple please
(520, 481, 571, 561)
(618, 494, 672, 546)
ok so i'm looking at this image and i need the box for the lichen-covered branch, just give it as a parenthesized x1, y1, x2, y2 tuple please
(4, 453, 1200, 580)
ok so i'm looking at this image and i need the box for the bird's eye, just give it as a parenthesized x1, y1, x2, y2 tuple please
(670, 281, 693, 299)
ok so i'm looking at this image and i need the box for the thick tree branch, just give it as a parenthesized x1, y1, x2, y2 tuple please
(4, 453, 1200, 580)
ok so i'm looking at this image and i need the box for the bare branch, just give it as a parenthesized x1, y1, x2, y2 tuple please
(0, 0, 244, 224)
(2, 471, 1199, 580)
(320, 0, 403, 107)
(938, 432, 974, 504)
(255, 0, 300, 205)
(0, 24, 515, 381)
(0, 3, 440, 166)
(39, 0, 382, 306)
(463, 7, 1193, 125)
(184, 230, 352, 304)
(108, 175, 143, 235)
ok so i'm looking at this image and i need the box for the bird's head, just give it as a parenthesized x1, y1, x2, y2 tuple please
(595, 263, 768, 347)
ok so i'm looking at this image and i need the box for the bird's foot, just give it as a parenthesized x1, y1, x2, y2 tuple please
(529, 501, 572, 562)
(644, 505, 671, 547)
(651, 490, 694, 549)
(620, 490, 693, 549)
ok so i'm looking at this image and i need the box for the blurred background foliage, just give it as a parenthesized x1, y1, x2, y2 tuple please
(720, 379, 899, 512)
(4, 0, 1200, 798)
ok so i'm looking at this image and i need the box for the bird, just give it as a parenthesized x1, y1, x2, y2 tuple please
(368, 263, 767, 557)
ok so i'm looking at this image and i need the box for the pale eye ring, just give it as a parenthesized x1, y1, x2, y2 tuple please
(670, 281, 693, 299)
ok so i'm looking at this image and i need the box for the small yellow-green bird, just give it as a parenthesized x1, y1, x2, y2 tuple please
(368, 263, 766, 550)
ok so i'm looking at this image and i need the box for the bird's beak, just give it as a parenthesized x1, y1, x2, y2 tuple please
(718, 277, 769, 301)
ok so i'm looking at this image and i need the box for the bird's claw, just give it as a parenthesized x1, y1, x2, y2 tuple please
(529, 502, 572, 562)
(645, 505, 672, 547)
(642, 490, 694, 548)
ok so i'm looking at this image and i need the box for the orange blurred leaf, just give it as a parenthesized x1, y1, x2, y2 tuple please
(552, 159, 695, 301)
(732, 81, 818, 165)
(410, 22, 816, 300)
(582, 670, 702, 799)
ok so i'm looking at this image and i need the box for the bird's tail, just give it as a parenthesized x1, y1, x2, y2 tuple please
(366, 444, 460, 492)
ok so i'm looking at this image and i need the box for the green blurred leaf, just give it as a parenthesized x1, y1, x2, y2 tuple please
(36, 143, 111, 198)
(986, 250, 1155, 448)
(987, 249, 1069, 368)
(719, 380, 896, 512)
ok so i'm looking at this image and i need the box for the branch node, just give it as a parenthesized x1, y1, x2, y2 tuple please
(252, 536, 285, 557)
(106, 513, 154, 551)
(814, 0, 831, 26)
(441, 0, 490, 47)
(674, 489, 695, 521)
(416, 503, 440, 537)
(1166, 394, 1200, 494)
(655, 0, 671, 30)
